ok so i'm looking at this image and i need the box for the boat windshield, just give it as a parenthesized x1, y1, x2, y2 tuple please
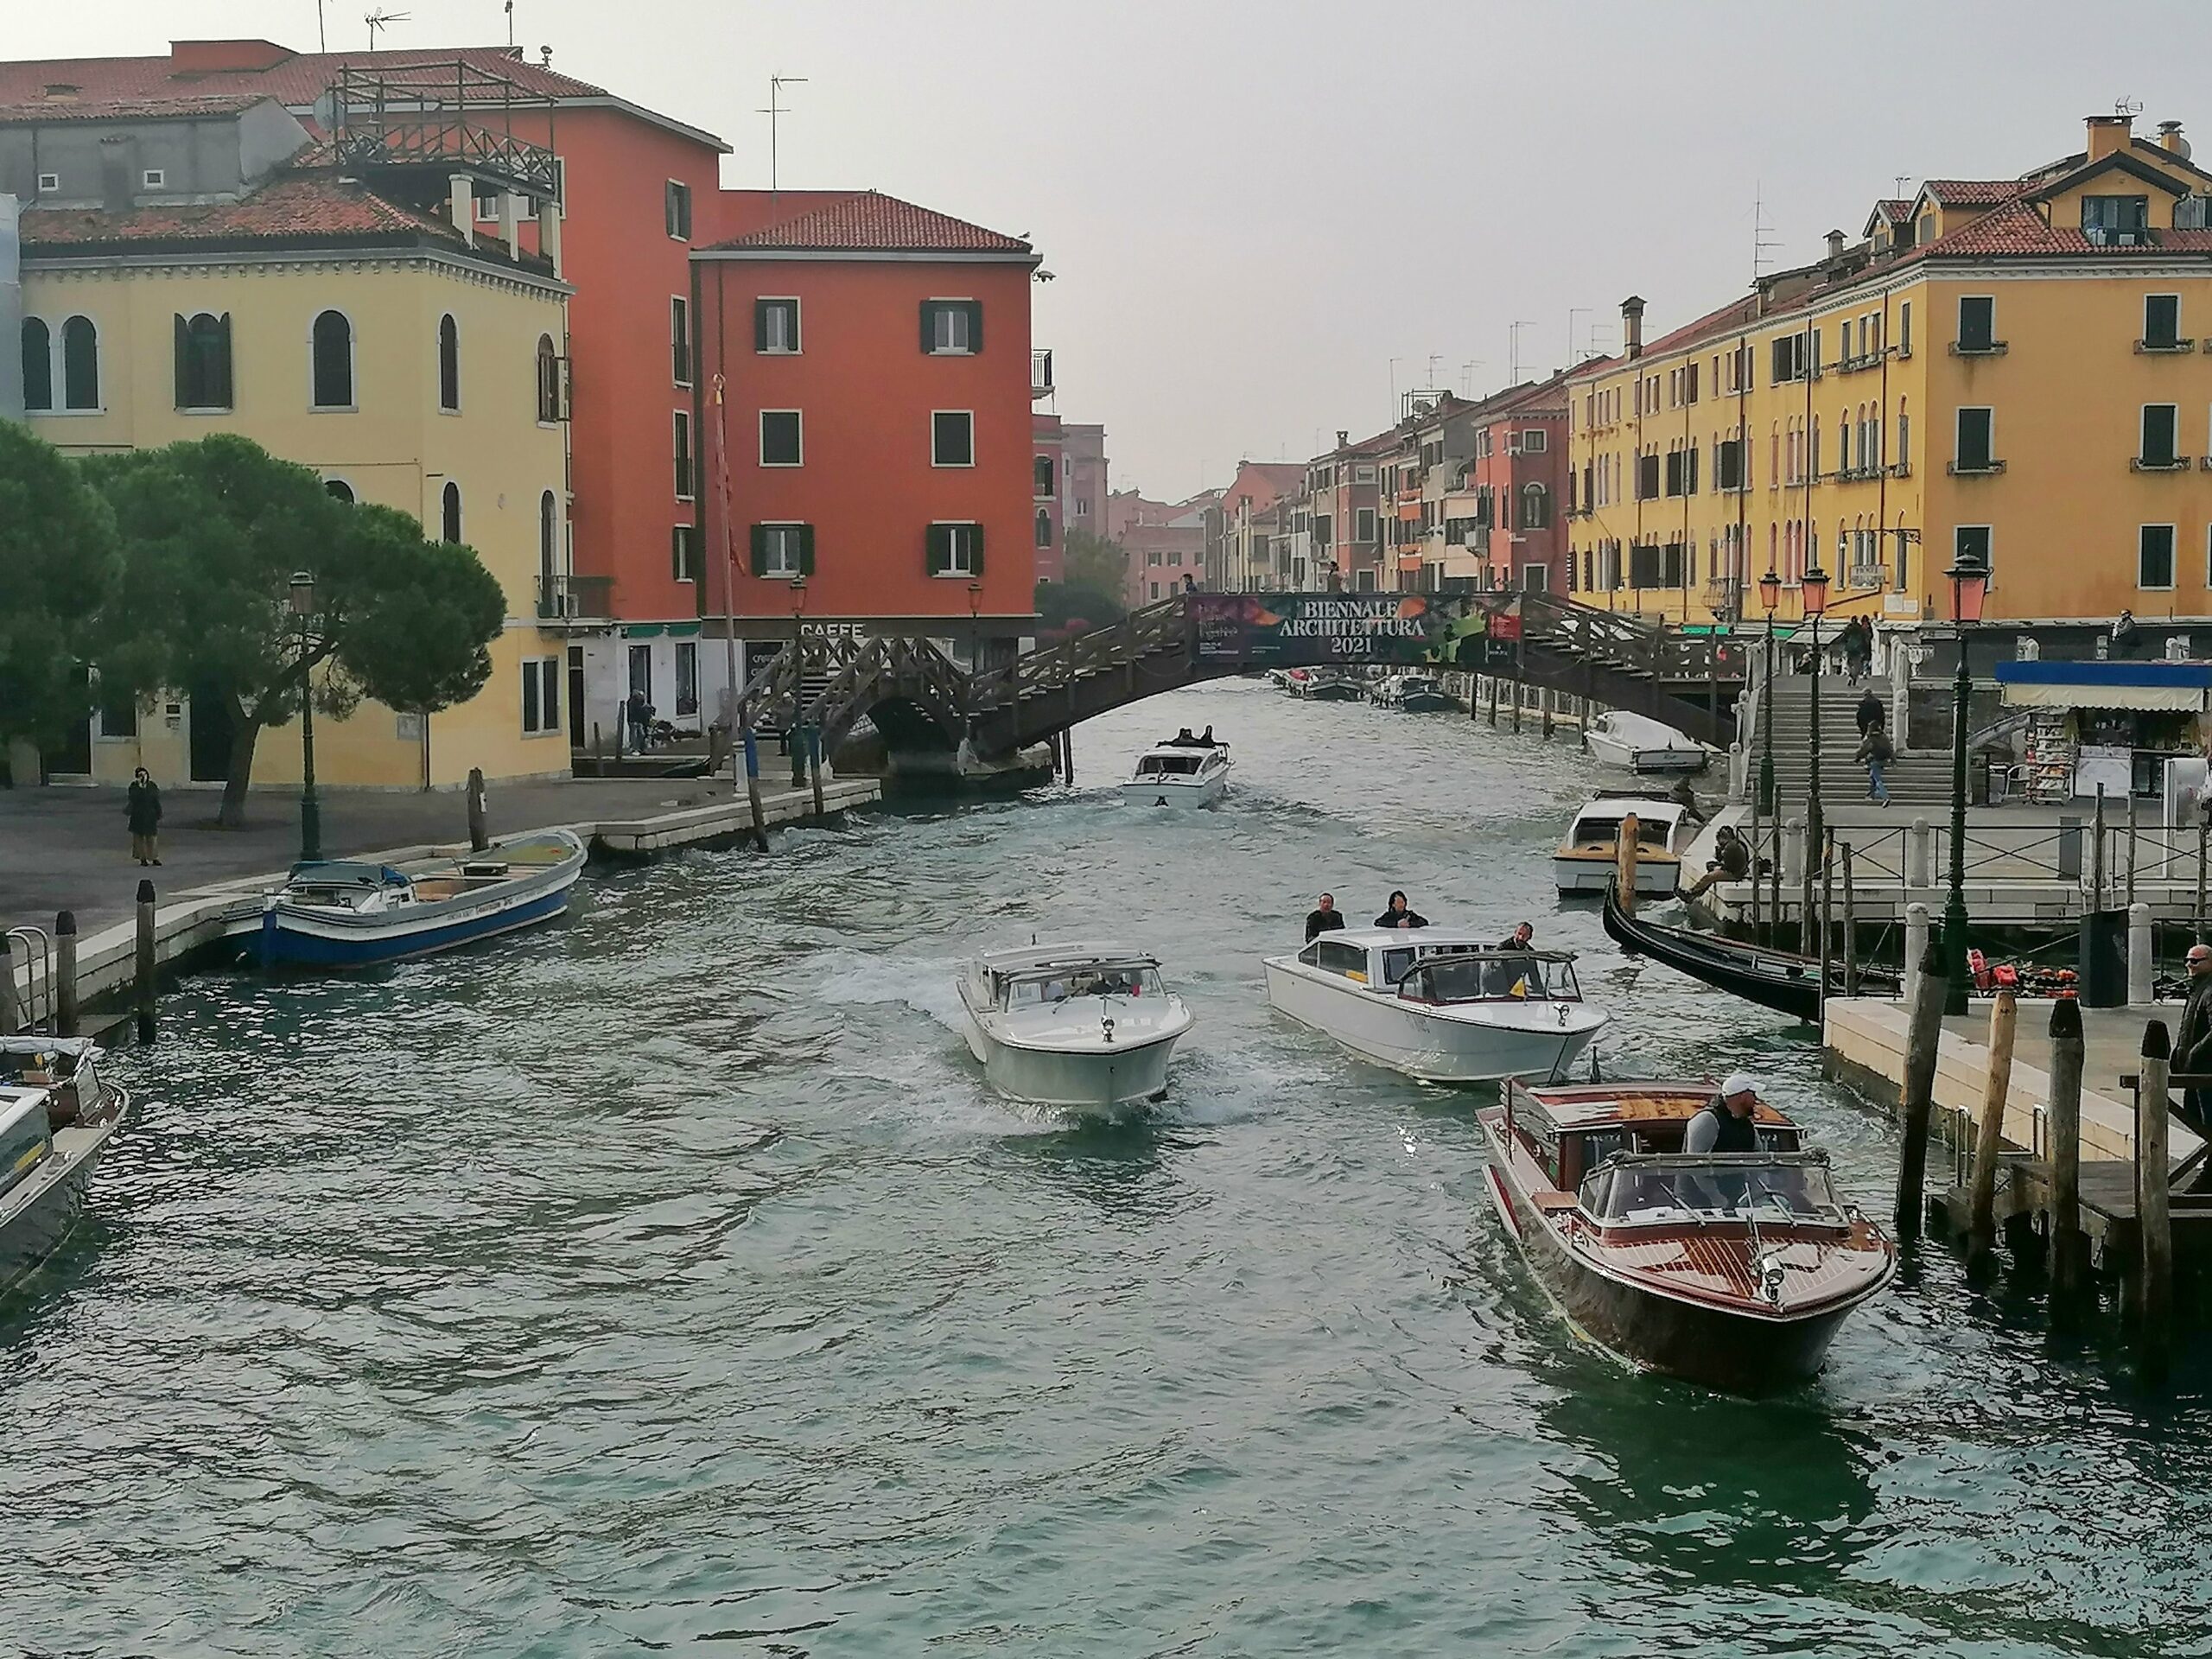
(1578, 1155, 1848, 1226)
(1570, 816, 1673, 848)
(1397, 952, 1580, 1003)
(1135, 753, 1203, 777)
(1004, 965, 1166, 1007)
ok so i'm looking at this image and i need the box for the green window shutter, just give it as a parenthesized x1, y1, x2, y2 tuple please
(921, 302, 937, 353)
(925, 523, 949, 575)
(748, 523, 768, 577)
(798, 524, 817, 576)
(213, 313, 233, 408)
(172, 314, 188, 408)
(969, 523, 984, 577)
(966, 302, 983, 355)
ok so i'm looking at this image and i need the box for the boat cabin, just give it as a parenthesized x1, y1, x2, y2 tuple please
(0, 1038, 110, 1131)
(1294, 930, 1584, 1001)
(1133, 750, 1214, 779)
(1503, 1079, 1804, 1199)
(1562, 798, 1690, 852)
(976, 946, 1166, 1013)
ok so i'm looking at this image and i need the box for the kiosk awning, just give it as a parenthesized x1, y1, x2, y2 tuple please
(1993, 659, 2212, 711)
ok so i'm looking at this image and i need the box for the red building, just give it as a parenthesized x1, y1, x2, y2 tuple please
(1032, 414, 1066, 584)
(1462, 375, 1571, 594)
(693, 191, 1041, 682)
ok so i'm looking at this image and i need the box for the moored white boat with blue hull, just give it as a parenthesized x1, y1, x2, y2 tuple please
(958, 943, 1196, 1115)
(221, 829, 588, 969)
(1263, 928, 1607, 1084)
(0, 1038, 131, 1300)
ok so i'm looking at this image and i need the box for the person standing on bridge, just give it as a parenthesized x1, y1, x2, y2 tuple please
(126, 766, 162, 867)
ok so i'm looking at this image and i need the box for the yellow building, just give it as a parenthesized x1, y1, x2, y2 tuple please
(8, 85, 573, 788)
(1567, 111, 2212, 630)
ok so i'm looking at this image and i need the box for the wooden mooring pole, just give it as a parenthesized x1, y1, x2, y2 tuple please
(1616, 812, 1641, 917)
(134, 879, 156, 1045)
(1893, 938, 1946, 1242)
(2198, 815, 2209, 944)
(2091, 784, 2107, 912)
(54, 910, 79, 1038)
(466, 766, 489, 853)
(2138, 1019, 2175, 1379)
(1840, 842, 1858, 996)
(1818, 828, 1835, 1022)
(2047, 996, 2089, 1305)
(740, 710, 768, 852)
(1965, 988, 2019, 1274)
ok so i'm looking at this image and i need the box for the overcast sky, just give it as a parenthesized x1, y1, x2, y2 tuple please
(16, 1, 2212, 497)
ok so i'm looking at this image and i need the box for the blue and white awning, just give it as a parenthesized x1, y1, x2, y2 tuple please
(1993, 659, 2212, 712)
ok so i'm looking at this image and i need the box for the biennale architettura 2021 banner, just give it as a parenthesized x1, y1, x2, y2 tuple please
(1189, 593, 1516, 667)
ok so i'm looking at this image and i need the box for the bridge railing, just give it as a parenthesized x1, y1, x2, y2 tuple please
(1518, 591, 1736, 682)
(971, 594, 1188, 711)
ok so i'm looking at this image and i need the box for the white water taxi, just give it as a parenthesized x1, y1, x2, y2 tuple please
(0, 1038, 131, 1300)
(1119, 734, 1231, 806)
(1553, 795, 1697, 897)
(1584, 710, 1711, 774)
(957, 943, 1196, 1114)
(1262, 928, 1607, 1084)
(1370, 672, 1459, 712)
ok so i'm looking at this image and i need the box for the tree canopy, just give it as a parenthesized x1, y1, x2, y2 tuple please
(0, 421, 118, 753)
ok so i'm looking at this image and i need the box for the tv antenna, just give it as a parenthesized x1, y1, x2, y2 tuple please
(1460, 359, 1482, 397)
(1751, 182, 1783, 280)
(1508, 321, 1537, 385)
(314, 0, 327, 51)
(2117, 95, 2145, 120)
(364, 8, 409, 49)
(760, 74, 808, 193)
(505, 0, 514, 47)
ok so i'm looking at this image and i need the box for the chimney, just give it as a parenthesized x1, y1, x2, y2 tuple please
(1620, 294, 1645, 360)
(1825, 227, 1846, 260)
(169, 40, 292, 74)
(1336, 429, 1348, 448)
(2087, 111, 2133, 162)
(2159, 119, 2192, 158)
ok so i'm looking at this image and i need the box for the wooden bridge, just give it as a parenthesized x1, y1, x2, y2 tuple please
(738, 590, 1746, 761)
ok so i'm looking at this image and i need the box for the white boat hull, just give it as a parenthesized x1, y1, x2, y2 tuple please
(1119, 773, 1227, 808)
(1262, 959, 1605, 1084)
(962, 1019, 1185, 1113)
(1585, 730, 1707, 774)
(1554, 853, 1680, 896)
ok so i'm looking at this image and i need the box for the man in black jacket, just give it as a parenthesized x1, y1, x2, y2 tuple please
(1305, 893, 1346, 943)
(2172, 944, 2212, 1135)
(1374, 891, 1428, 929)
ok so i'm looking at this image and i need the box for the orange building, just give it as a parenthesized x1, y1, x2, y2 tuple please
(692, 191, 1042, 685)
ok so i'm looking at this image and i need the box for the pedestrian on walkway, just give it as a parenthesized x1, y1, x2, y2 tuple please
(1854, 687, 1885, 740)
(626, 689, 654, 752)
(126, 766, 163, 866)
(1856, 724, 1894, 807)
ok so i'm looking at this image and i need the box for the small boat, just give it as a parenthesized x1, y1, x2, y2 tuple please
(221, 829, 588, 969)
(1585, 709, 1712, 774)
(1292, 669, 1366, 702)
(0, 1037, 131, 1300)
(957, 943, 1196, 1114)
(1119, 734, 1231, 806)
(1262, 928, 1607, 1084)
(1370, 671, 1459, 712)
(1478, 1078, 1896, 1392)
(1602, 882, 1899, 1023)
(1553, 795, 1696, 897)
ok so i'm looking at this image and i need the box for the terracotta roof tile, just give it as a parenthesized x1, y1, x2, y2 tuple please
(0, 92, 269, 124)
(1873, 198, 1914, 221)
(1922, 179, 2026, 206)
(706, 189, 1031, 254)
(1918, 197, 2212, 257)
(0, 44, 609, 109)
(18, 169, 467, 251)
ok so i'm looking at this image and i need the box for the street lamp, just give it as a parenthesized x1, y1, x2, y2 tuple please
(788, 575, 808, 789)
(1800, 552, 1830, 947)
(1757, 566, 1780, 817)
(289, 570, 321, 862)
(966, 577, 984, 736)
(1943, 541, 1991, 1014)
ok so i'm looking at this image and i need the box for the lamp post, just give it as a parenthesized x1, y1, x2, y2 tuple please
(1943, 543, 1991, 1014)
(966, 578, 984, 735)
(1799, 553, 1830, 947)
(788, 575, 807, 789)
(289, 570, 321, 862)
(1757, 566, 1780, 817)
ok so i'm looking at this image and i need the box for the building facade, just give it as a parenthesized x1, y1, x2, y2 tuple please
(1032, 413, 1065, 584)
(1109, 489, 1208, 607)
(6, 86, 571, 788)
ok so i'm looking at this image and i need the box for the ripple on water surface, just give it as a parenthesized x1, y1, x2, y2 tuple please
(9, 681, 2212, 1656)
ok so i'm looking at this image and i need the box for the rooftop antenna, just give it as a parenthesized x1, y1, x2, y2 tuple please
(1567, 307, 1592, 365)
(1460, 359, 1480, 397)
(1426, 353, 1442, 386)
(760, 74, 808, 194)
(364, 8, 408, 50)
(315, 0, 327, 52)
(2117, 94, 2145, 120)
(1751, 181, 1783, 280)
(1893, 174, 1911, 200)
(505, 0, 514, 47)
(1507, 321, 1537, 386)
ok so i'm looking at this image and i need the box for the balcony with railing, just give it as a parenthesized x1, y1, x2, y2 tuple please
(537, 574, 613, 623)
(330, 61, 563, 205)
(1032, 348, 1054, 400)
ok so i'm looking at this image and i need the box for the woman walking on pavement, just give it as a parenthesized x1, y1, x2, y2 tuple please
(127, 766, 163, 865)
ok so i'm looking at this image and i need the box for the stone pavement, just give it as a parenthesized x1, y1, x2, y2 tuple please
(0, 775, 772, 940)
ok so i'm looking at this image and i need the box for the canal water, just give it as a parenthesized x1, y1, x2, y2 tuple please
(9, 681, 2212, 1656)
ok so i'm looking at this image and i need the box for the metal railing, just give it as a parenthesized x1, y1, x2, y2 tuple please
(1031, 349, 1054, 396)
(537, 574, 614, 622)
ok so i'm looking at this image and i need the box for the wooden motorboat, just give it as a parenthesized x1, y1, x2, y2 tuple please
(1370, 671, 1459, 712)
(1262, 928, 1607, 1084)
(1292, 669, 1366, 702)
(1601, 881, 1898, 1023)
(957, 943, 1196, 1115)
(1553, 795, 1695, 897)
(1479, 1078, 1895, 1393)
(0, 1037, 131, 1300)
(1119, 734, 1231, 806)
(220, 829, 587, 969)
(1585, 709, 1712, 774)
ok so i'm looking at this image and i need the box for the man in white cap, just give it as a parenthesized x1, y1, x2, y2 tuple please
(1685, 1072, 1763, 1156)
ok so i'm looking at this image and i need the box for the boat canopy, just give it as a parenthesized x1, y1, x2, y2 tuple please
(1396, 950, 1581, 1004)
(1135, 752, 1207, 776)
(1577, 1151, 1847, 1227)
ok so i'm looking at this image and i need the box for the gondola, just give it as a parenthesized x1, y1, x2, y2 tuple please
(1600, 881, 1897, 1024)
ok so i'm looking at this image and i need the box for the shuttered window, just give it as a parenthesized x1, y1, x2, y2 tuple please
(755, 298, 799, 353)
(921, 300, 982, 354)
(749, 523, 814, 578)
(174, 312, 232, 410)
(925, 522, 985, 577)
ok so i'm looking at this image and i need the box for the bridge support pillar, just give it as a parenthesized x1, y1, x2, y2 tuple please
(1907, 817, 1934, 888)
(1783, 816, 1806, 895)
(1541, 690, 1554, 740)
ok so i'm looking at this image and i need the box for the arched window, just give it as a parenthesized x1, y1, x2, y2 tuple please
(1033, 454, 1053, 497)
(539, 490, 558, 584)
(311, 309, 353, 409)
(1897, 397, 1910, 471)
(442, 480, 462, 543)
(174, 312, 233, 410)
(324, 479, 355, 504)
(437, 314, 460, 411)
(60, 315, 99, 410)
(19, 318, 51, 411)
(1520, 482, 1549, 531)
(1837, 410, 1850, 474)
(535, 334, 561, 423)
(1034, 508, 1052, 549)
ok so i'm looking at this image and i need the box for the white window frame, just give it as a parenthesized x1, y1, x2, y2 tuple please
(931, 409, 976, 468)
(141, 168, 165, 188)
(758, 296, 801, 355)
(521, 656, 561, 735)
(925, 298, 977, 355)
(760, 409, 803, 468)
(673, 410, 696, 500)
(1355, 464, 1376, 483)
(933, 520, 982, 576)
(671, 524, 702, 584)
(760, 521, 807, 579)
(1519, 427, 1548, 454)
(2139, 523, 2178, 591)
